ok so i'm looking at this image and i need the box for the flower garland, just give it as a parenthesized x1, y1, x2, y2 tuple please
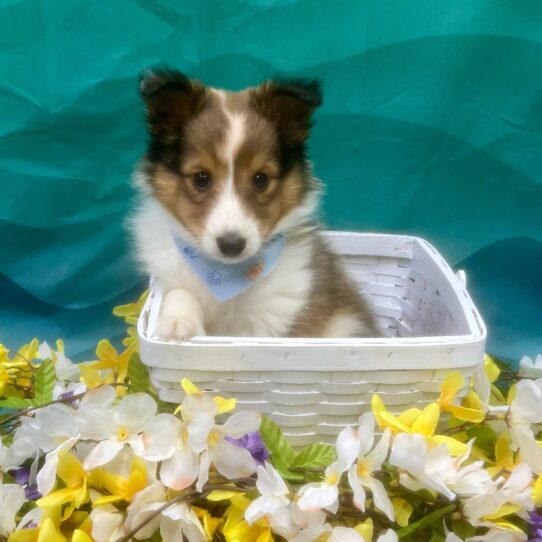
(0, 291, 541, 542)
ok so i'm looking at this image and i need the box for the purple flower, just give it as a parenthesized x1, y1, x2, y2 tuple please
(226, 431, 270, 465)
(529, 510, 542, 541)
(11, 466, 42, 500)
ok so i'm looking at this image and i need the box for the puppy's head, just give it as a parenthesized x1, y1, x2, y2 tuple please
(139, 67, 322, 263)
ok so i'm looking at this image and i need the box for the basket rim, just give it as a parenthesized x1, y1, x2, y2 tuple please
(138, 231, 486, 347)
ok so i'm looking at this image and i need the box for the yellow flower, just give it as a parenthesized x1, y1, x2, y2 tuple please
(484, 354, 501, 383)
(37, 451, 88, 519)
(372, 395, 466, 455)
(438, 372, 485, 423)
(193, 506, 220, 539)
(0, 364, 9, 394)
(222, 495, 273, 542)
(80, 340, 132, 394)
(113, 290, 149, 325)
(37, 519, 66, 542)
(180, 378, 236, 414)
(89, 456, 147, 504)
(122, 326, 139, 353)
(18, 339, 39, 364)
(8, 518, 66, 542)
(354, 518, 373, 542)
(392, 497, 413, 527)
(72, 530, 93, 542)
(533, 473, 542, 507)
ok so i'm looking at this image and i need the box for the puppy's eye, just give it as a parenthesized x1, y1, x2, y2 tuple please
(253, 172, 269, 192)
(193, 171, 211, 191)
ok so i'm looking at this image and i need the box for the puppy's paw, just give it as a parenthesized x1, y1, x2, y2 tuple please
(155, 315, 205, 342)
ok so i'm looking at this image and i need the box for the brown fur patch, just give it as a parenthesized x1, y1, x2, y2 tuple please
(288, 236, 378, 338)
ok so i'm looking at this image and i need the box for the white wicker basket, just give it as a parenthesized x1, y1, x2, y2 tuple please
(138, 232, 486, 446)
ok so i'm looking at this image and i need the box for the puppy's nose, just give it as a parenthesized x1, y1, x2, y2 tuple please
(217, 233, 246, 258)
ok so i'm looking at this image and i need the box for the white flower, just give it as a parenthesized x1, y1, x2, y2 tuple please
(390, 434, 495, 500)
(508, 379, 542, 473)
(136, 413, 199, 491)
(0, 483, 26, 538)
(4, 402, 79, 469)
(179, 394, 260, 490)
(346, 413, 394, 520)
(519, 354, 542, 379)
(377, 531, 399, 542)
(245, 463, 290, 524)
(290, 524, 365, 542)
(77, 386, 157, 470)
(38, 340, 80, 382)
(90, 503, 126, 542)
(463, 463, 533, 529)
(297, 422, 359, 514)
(125, 481, 205, 542)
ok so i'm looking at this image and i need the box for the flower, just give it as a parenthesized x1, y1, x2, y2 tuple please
(462, 463, 534, 535)
(36, 450, 88, 518)
(77, 386, 157, 470)
(89, 502, 125, 542)
(438, 372, 486, 423)
(113, 290, 149, 326)
(178, 381, 260, 490)
(125, 481, 206, 542)
(79, 340, 133, 392)
(390, 434, 495, 500)
(297, 424, 359, 514)
(290, 525, 365, 542)
(222, 494, 273, 542)
(346, 413, 394, 520)
(88, 446, 150, 504)
(11, 466, 41, 500)
(136, 413, 199, 491)
(519, 355, 542, 379)
(6, 403, 79, 469)
(528, 509, 542, 541)
(227, 431, 270, 465)
(371, 396, 466, 455)
(508, 379, 542, 473)
(0, 483, 26, 538)
(38, 340, 80, 383)
(245, 462, 290, 524)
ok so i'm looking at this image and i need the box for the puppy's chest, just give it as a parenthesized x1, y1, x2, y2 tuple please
(207, 257, 313, 336)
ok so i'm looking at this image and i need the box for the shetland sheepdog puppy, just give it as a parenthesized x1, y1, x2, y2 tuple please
(131, 67, 378, 340)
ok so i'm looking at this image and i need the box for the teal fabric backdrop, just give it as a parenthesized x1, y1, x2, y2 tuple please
(0, 0, 541, 363)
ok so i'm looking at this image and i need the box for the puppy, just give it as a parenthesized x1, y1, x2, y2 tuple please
(130, 67, 378, 340)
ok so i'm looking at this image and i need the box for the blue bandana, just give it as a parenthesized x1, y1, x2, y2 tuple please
(173, 234, 286, 302)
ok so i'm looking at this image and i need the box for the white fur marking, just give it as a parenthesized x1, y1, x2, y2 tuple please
(201, 106, 262, 262)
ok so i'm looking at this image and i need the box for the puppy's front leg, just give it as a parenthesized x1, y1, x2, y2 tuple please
(155, 288, 206, 341)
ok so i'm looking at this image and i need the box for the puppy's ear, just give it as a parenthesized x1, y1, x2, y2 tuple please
(252, 78, 322, 145)
(139, 66, 207, 141)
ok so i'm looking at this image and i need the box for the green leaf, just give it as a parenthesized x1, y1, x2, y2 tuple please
(33, 359, 56, 406)
(128, 353, 151, 393)
(396, 504, 457, 539)
(0, 397, 33, 410)
(291, 443, 335, 469)
(259, 416, 302, 482)
(451, 519, 477, 539)
(465, 425, 496, 455)
(428, 529, 445, 542)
